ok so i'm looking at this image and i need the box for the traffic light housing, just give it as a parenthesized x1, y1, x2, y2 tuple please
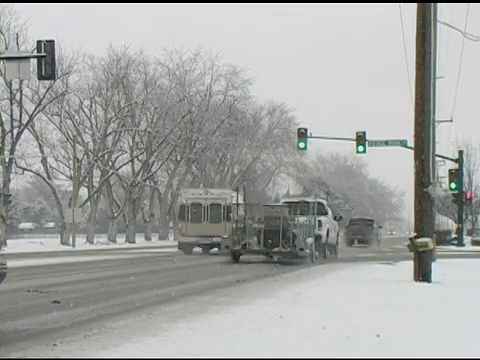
(297, 127, 308, 150)
(355, 131, 367, 154)
(36, 39, 56, 81)
(448, 168, 459, 192)
(452, 192, 461, 205)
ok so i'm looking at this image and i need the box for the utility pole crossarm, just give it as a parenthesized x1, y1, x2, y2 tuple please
(402, 145, 458, 164)
(0, 53, 47, 60)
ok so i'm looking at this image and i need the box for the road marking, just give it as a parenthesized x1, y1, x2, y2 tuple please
(356, 253, 377, 257)
(6, 251, 176, 268)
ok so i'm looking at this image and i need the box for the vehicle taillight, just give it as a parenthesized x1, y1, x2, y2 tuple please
(317, 220, 323, 229)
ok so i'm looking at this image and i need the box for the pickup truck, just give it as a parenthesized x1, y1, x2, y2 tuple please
(280, 197, 343, 259)
(345, 216, 382, 247)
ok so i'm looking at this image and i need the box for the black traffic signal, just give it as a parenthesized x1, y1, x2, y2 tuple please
(448, 168, 459, 192)
(452, 192, 461, 206)
(37, 40, 56, 81)
(355, 131, 367, 154)
(297, 127, 308, 150)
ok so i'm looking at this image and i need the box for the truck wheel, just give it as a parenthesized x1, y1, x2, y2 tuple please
(183, 246, 193, 256)
(322, 232, 329, 259)
(202, 247, 210, 255)
(231, 251, 241, 263)
(318, 240, 328, 259)
(330, 235, 339, 258)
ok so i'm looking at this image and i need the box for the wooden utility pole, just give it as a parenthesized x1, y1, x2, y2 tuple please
(413, 3, 435, 282)
(431, 2, 438, 182)
(431, 2, 438, 261)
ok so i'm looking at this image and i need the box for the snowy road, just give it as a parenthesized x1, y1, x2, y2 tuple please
(0, 235, 477, 356)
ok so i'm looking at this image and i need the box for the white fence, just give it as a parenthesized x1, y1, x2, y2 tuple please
(6, 233, 153, 243)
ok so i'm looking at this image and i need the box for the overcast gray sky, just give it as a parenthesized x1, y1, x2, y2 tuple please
(12, 3, 480, 221)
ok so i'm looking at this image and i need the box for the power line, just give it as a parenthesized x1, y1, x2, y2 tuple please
(398, 3, 414, 110)
(438, 19, 480, 42)
(450, 3, 471, 119)
(444, 3, 456, 150)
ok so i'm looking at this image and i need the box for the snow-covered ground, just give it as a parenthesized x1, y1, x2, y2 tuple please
(437, 245, 480, 252)
(16, 258, 480, 358)
(1, 234, 177, 254)
(435, 236, 480, 252)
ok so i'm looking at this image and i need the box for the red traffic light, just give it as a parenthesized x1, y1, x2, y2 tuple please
(465, 192, 473, 201)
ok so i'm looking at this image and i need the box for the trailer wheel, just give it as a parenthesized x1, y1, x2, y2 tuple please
(231, 251, 241, 263)
(183, 246, 193, 256)
(202, 247, 210, 255)
(309, 241, 317, 263)
(319, 242, 328, 259)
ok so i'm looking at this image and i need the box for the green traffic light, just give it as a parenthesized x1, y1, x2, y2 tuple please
(297, 141, 307, 150)
(449, 182, 458, 190)
(357, 144, 365, 153)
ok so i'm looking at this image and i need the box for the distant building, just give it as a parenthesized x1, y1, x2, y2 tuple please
(42, 222, 56, 234)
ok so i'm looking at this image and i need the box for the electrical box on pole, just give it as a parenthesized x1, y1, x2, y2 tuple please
(36, 39, 56, 81)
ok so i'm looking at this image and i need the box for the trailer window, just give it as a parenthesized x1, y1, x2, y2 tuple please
(178, 205, 187, 222)
(348, 218, 374, 227)
(190, 203, 203, 224)
(282, 201, 328, 216)
(226, 205, 233, 221)
(209, 203, 223, 224)
(315, 202, 328, 216)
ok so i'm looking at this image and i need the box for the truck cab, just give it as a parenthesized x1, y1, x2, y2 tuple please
(280, 197, 342, 258)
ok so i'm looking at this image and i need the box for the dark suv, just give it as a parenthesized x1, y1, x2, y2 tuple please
(345, 217, 382, 247)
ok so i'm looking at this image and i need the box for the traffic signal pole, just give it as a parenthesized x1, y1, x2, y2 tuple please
(457, 149, 465, 246)
(307, 135, 458, 163)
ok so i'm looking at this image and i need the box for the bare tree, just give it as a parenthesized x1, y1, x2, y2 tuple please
(190, 100, 298, 197)
(435, 136, 480, 230)
(292, 152, 405, 225)
(461, 138, 480, 230)
(153, 46, 252, 238)
(0, 5, 72, 247)
(54, 50, 142, 244)
(433, 187, 457, 223)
